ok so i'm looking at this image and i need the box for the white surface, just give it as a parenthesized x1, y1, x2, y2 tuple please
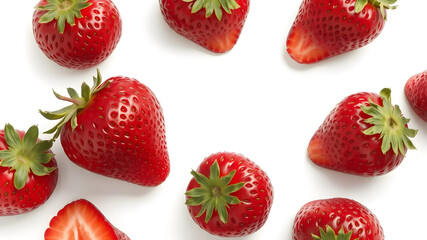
(1, 1, 426, 239)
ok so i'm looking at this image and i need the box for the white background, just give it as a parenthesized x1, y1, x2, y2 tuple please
(1, 1, 427, 239)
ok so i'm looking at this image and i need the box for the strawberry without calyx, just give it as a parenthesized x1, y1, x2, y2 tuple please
(293, 198, 384, 240)
(185, 152, 273, 237)
(44, 199, 130, 240)
(405, 70, 427, 122)
(40, 70, 169, 187)
(32, 0, 122, 69)
(308, 88, 417, 176)
(160, 0, 249, 53)
(0, 124, 58, 216)
(286, 0, 397, 64)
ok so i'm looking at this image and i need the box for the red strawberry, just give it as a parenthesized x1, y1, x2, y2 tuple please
(308, 88, 417, 176)
(293, 197, 384, 240)
(0, 124, 58, 216)
(44, 199, 130, 240)
(32, 0, 122, 69)
(185, 152, 273, 237)
(286, 0, 396, 64)
(405, 70, 427, 122)
(159, 0, 249, 53)
(40, 70, 169, 186)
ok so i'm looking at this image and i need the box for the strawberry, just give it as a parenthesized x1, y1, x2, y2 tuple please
(159, 0, 249, 53)
(40, 70, 169, 186)
(405, 70, 427, 122)
(185, 152, 273, 237)
(0, 124, 58, 216)
(32, 0, 122, 70)
(44, 199, 130, 240)
(286, 0, 397, 64)
(308, 88, 417, 176)
(293, 197, 384, 240)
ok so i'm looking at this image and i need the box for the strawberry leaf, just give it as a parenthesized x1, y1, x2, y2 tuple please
(355, 0, 368, 13)
(0, 124, 55, 190)
(37, 0, 92, 34)
(185, 160, 244, 223)
(40, 69, 109, 141)
(4, 124, 22, 149)
(183, 0, 241, 21)
(312, 226, 356, 240)
(14, 166, 29, 190)
(361, 88, 417, 156)
(354, 0, 398, 20)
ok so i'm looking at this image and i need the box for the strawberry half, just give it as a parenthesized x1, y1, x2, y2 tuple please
(160, 0, 249, 53)
(405, 70, 427, 122)
(40, 70, 169, 186)
(32, 0, 122, 69)
(293, 198, 384, 240)
(185, 152, 273, 237)
(286, 0, 397, 64)
(0, 124, 58, 216)
(308, 88, 417, 176)
(44, 199, 130, 240)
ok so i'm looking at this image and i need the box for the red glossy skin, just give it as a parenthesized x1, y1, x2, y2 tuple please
(0, 130, 58, 216)
(286, 0, 385, 63)
(45, 199, 130, 240)
(60, 77, 170, 186)
(293, 198, 384, 240)
(32, 0, 122, 69)
(405, 70, 427, 122)
(186, 152, 273, 237)
(308, 92, 405, 176)
(159, 0, 249, 53)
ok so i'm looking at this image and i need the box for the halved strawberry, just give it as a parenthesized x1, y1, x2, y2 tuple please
(44, 199, 130, 240)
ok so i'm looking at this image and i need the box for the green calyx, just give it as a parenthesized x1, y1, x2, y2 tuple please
(312, 226, 358, 240)
(354, 0, 397, 20)
(182, 0, 241, 21)
(360, 88, 417, 156)
(185, 160, 245, 223)
(0, 124, 55, 190)
(39, 69, 109, 141)
(37, 0, 92, 33)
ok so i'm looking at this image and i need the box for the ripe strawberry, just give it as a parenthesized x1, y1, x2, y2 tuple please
(293, 198, 384, 240)
(308, 88, 417, 176)
(405, 70, 427, 122)
(32, 0, 122, 70)
(159, 0, 249, 53)
(44, 199, 130, 240)
(0, 124, 58, 216)
(40, 70, 169, 186)
(185, 152, 273, 237)
(286, 0, 397, 64)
